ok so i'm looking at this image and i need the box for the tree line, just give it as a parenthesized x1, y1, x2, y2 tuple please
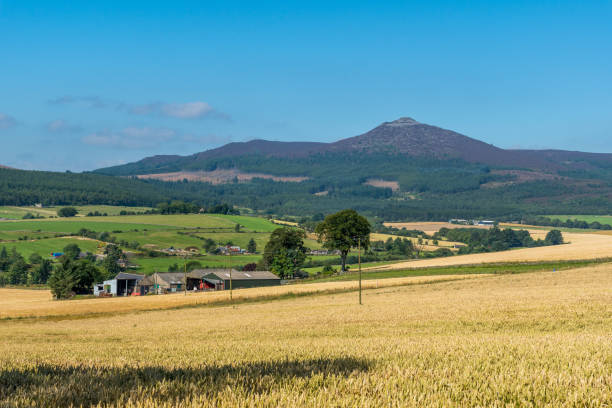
(434, 226, 563, 254)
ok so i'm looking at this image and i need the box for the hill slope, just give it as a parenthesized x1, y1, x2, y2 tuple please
(96, 117, 612, 176)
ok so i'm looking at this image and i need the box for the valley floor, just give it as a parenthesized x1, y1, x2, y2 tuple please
(1, 264, 612, 406)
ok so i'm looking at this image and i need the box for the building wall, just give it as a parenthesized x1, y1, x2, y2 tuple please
(223, 279, 280, 290)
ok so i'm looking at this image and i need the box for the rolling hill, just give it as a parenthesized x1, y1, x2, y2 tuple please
(2, 117, 611, 220)
(96, 117, 612, 176)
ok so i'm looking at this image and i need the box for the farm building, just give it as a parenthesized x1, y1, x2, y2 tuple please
(140, 272, 186, 294)
(188, 269, 280, 290)
(93, 272, 145, 296)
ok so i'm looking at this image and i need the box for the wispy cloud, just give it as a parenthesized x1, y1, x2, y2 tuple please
(0, 113, 17, 130)
(48, 96, 110, 109)
(50, 95, 228, 120)
(45, 119, 82, 133)
(82, 127, 177, 149)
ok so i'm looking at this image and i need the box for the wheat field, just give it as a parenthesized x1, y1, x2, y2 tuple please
(0, 274, 482, 320)
(1, 264, 612, 407)
(366, 230, 612, 271)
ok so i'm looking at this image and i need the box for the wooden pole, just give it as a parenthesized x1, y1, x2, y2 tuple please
(183, 255, 187, 296)
(229, 248, 233, 300)
(358, 237, 362, 305)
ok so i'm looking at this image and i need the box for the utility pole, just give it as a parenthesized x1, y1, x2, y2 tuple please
(358, 237, 362, 305)
(229, 247, 233, 300)
(183, 255, 187, 296)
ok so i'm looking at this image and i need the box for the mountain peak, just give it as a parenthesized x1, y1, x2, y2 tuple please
(384, 117, 420, 127)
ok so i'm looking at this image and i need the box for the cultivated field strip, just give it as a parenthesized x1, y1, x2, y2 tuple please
(0, 274, 485, 320)
(367, 230, 612, 271)
(1, 265, 611, 406)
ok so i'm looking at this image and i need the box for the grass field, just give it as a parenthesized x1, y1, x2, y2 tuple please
(547, 214, 612, 224)
(1, 264, 611, 406)
(0, 205, 154, 219)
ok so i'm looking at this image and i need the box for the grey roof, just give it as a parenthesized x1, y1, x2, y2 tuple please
(201, 270, 280, 281)
(188, 269, 238, 279)
(114, 272, 145, 281)
(152, 272, 185, 285)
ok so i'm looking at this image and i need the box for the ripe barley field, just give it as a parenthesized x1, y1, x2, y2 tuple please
(367, 230, 612, 271)
(1, 264, 611, 407)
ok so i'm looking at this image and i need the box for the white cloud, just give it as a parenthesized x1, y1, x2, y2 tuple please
(163, 101, 214, 118)
(0, 113, 17, 130)
(82, 127, 177, 149)
(51, 95, 227, 120)
(46, 119, 82, 133)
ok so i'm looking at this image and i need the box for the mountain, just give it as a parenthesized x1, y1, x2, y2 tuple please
(2, 117, 608, 220)
(96, 117, 612, 176)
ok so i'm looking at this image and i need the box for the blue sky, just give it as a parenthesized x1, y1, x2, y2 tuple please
(1, 0, 611, 171)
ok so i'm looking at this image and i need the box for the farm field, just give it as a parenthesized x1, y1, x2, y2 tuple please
(366, 229, 612, 271)
(384, 221, 490, 234)
(547, 214, 612, 224)
(0, 205, 153, 219)
(0, 273, 482, 319)
(0, 212, 326, 274)
(1, 264, 611, 406)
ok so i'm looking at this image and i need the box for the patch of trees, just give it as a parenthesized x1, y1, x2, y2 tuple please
(0, 247, 52, 286)
(434, 226, 563, 254)
(57, 207, 78, 217)
(156, 201, 240, 215)
(259, 227, 308, 279)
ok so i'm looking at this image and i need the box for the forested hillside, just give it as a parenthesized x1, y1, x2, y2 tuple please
(2, 162, 612, 220)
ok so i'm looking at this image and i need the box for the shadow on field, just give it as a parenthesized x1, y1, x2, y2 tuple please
(0, 357, 371, 406)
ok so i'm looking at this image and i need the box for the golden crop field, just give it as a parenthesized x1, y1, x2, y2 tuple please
(367, 230, 612, 271)
(384, 221, 491, 234)
(1, 264, 611, 406)
(0, 274, 482, 320)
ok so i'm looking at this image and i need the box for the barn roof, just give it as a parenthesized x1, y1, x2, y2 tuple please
(197, 270, 280, 281)
(114, 272, 145, 281)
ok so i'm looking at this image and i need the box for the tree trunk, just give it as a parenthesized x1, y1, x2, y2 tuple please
(341, 251, 348, 273)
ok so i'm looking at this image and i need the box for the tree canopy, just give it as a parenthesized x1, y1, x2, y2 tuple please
(260, 227, 307, 279)
(315, 209, 371, 272)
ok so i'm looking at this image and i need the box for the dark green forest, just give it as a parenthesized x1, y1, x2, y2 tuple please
(3, 149, 612, 221)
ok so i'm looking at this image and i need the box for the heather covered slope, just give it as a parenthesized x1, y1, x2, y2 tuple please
(95, 117, 612, 176)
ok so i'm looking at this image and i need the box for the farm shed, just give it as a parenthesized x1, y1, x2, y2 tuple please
(148, 272, 186, 294)
(115, 273, 145, 296)
(186, 269, 227, 291)
(93, 273, 145, 296)
(193, 269, 280, 290)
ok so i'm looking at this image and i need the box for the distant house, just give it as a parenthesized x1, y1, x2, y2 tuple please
(449, 219, 469, 225)
(217, 246, 245, 255)
(93, 272, 145, 296)
(477, 220, 496, 226)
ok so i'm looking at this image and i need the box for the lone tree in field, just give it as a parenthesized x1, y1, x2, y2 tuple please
(261, 227, 307, 279)
(315, 209, 371, 273)
(545, 229, 564, 245)
(247, 238, 257, 254)
(57, 207, 78, 217)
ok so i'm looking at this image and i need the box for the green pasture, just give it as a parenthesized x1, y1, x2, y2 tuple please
(0, 205, 154, 219)
(210, 215, 280, 232)
(0, 238, 100, 259)
(546, 214, 612, 224)
(0, 220, 170, 233)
